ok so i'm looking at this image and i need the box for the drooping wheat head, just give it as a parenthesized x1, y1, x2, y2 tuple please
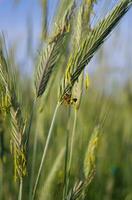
(84, 126, 99, 183)
(0, 38, 27, 181)
(59, 0, 132, 105)
(35, 1, 75, 98)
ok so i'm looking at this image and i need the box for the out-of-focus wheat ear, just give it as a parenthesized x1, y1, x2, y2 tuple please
(59, 0, 132, 102)
(73, 6, 83, 48)
(83, 126, 99, 182)
(0, 47, 10, 91)
(0, 36, 9, 74)
(69, 6, 84, 109)
(58, 3, 83, 105)
(10, 107, 27, 181)
(82, 0, 97, 32)
(66, 181, 84, 200)
(0, 37, 19, 111)
(0, 37, 27, 181)
(34, 1, 75, 98)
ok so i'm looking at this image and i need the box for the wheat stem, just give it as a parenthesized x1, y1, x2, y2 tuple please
(64, 109, 77, 199)
(29, 119, 38, 200)
(18, 179, 23, 200)
(68, 109, 77, 175)
(32, 103, 60, 199)
(63, 107, 71, 200)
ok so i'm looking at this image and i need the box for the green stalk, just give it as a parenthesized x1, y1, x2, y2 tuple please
(64, 109, 77, 199)
(68, 109, 77, 175)
(63, 107, 71, 200)
(32, 103, 60, 200)
(29, 116, 38, 200)
(18, 179, 23, 200)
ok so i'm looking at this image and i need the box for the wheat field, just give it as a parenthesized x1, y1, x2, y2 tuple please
(0, 0, 132, 200)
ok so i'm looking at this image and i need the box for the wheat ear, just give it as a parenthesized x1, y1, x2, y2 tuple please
(0, 38, 26, 200)
(59, 0, 132, 102)
(35, 1, 75, 98)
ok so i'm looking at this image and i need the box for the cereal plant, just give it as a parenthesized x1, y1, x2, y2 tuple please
(0, 0, 132, 200)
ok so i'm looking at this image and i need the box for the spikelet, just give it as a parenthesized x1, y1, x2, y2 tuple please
(71, 73, 84, 109)
(82, 0, 97, 33)
(70, 5, 85, 109)
(85, 73, 90, 90)
(10, 107, 27, 180)
(84, 126, 99, 181)
(83, 0, 97, 17)
(73, 5, 83, 48)
(70, 0, 95, 109)
(0, 91, 11, 117)
(66, 181, 84, 200)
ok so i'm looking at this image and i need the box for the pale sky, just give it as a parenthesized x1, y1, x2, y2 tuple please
(0, 0, 132, 77)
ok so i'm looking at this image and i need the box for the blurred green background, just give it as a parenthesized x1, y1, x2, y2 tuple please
(0, 0, 132, 200)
